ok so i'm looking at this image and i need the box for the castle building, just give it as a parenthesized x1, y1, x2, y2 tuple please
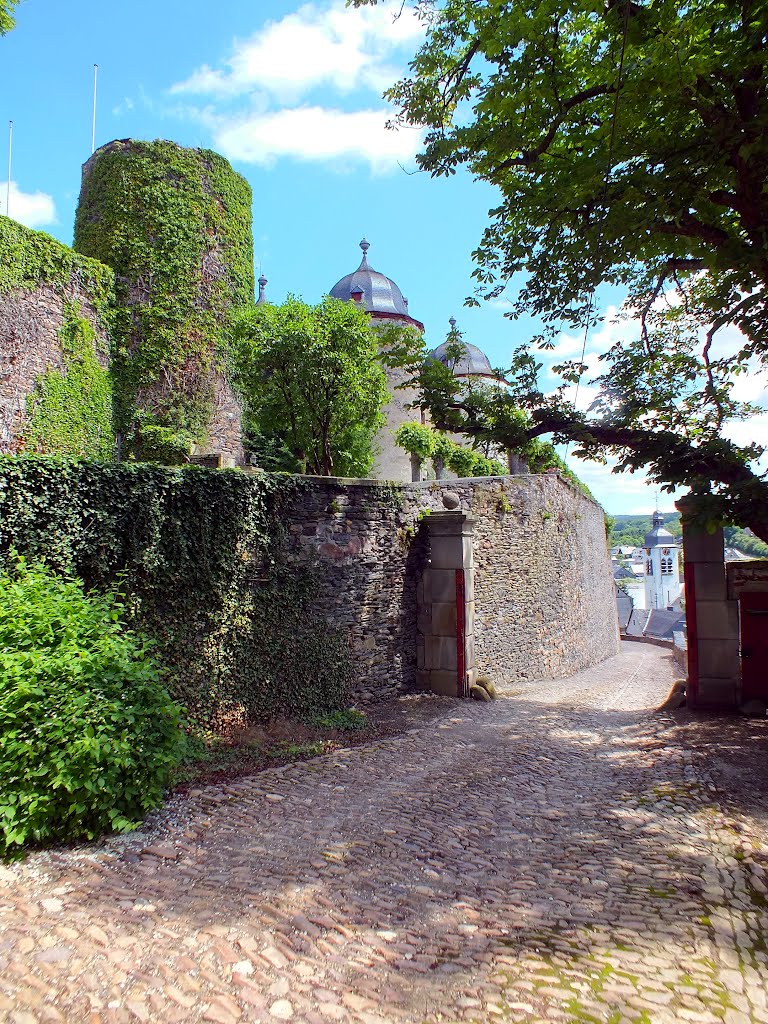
(644, 510, 682, 610)
(328, 242, 499, 482)
(329, 239, 426, 481)
(430, 317, 496, 379)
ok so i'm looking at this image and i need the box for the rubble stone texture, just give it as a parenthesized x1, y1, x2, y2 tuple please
(285, 474, 618, 702)
(3, 643, 768, 1023)
(0, 221, 113, 452)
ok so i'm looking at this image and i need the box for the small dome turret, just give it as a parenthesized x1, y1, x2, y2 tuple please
(430, 319, 495, 378)
(329, 240, 423, 330)
(644, 510, 676, 548)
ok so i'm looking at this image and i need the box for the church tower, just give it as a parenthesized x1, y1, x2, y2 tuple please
(643, 510, 682, 610)
(329, 240, 424, 481)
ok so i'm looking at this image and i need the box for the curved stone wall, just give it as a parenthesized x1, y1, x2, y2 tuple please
(281, 472, 619, 698)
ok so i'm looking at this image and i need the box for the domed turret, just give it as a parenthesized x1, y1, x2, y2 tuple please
(644, 509, 675, 548)
(329, 239, 423, 331)
(430, 319, 495, 378)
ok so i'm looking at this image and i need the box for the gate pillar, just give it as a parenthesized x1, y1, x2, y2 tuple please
(682, 521, 740, 708)
(417, 510, 476, 697)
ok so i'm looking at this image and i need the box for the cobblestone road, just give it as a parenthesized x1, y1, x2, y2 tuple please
(2, 643, 768, 1024)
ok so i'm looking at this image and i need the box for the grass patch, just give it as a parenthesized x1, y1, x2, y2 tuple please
(174, 709, 372, 788)
(305, 708, 368, 731)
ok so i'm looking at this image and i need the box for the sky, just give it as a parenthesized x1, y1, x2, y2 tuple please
(2, 0, 765, 515)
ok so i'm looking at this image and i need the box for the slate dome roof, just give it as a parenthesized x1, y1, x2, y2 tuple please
(645, 510, 676, 548)
(329, 239, 423, 328)
(430, 318, 495, 377)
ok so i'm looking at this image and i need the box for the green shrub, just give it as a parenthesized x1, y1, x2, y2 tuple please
(394, 422, 436, 460)
(0, 556, 186, 858)
(138, 425, 193, 465)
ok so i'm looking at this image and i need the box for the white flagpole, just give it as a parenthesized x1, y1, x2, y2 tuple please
(6, 121, 11, 217)
(91, 64, 98, 154)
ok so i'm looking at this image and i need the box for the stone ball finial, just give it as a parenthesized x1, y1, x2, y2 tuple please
(442, 491, 461, 510)
(359, 238, 370, 254)
(449, 316, 457, 330)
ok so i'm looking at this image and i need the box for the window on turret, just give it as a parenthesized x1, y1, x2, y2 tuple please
(647, 559, 653, 575)
(661, 557, 673, 575)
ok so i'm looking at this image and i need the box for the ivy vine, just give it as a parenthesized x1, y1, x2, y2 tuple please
(0, 215, 113, 317)
(25, 302, 114, 459)
(0, 457, 352, 729)
(73, 140, 254, 460)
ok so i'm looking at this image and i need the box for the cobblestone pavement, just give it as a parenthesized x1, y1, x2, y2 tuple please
(3, 642, 768, 1024)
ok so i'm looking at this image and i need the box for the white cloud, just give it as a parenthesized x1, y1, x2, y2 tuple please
(731, 367, 768, 405)
(169, 1, 424, 172)
(559, 450, 687, 514)
(171, 0, 423, 104)
(0, 181, 56, 228)
(213, 106, 422, 172)
(112, 96, 135, 117)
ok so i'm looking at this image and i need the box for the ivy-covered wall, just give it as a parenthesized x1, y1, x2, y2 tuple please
(74, 140, 254, 464)
(0, 457, 352, 730)
(0, 457, 619, 728)
(0, 216, 114, 457)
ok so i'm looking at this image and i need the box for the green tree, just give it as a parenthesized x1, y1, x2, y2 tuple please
(356, 0, 768, 541)
(231, 296, 390, 477)
(0, 1, 20, 34)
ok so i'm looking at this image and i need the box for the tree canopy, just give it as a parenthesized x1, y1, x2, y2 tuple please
(357, 0, 768, 540)
(231, 296, 390, 477)
(0, 1, 20, 35)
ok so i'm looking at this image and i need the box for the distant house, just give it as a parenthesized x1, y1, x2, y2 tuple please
(725, 547, 752, 562)
(616, 585, 634, 632)
(626, 608, 686, 642)
(611, 545, 645, 562)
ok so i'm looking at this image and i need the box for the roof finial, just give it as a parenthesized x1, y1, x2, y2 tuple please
(256, 273, 268, 305)
(449, 316, 457, 331)
(358, 237, 370, 269)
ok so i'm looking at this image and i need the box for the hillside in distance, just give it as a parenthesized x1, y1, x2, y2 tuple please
(609, 514, 768, 559)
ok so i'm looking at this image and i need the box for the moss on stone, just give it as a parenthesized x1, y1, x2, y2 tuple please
(0, 215, 114, 316)
(25, 301, 114, 459)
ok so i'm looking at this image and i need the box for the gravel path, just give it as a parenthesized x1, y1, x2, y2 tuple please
(2, 642, 768, 1024)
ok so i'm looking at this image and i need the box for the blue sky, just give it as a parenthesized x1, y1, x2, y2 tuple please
(3, 0, 762, 515)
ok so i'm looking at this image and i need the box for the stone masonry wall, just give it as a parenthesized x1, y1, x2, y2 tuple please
(277, 472, 619, 701)
(0, 282, 110, 452)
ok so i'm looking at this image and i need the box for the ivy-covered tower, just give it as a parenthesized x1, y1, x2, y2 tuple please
(74, 139, 254, 464)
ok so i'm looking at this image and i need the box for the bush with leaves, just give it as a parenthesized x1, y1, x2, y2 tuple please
(0, 556, 186, 858)
(394, 422, 435, 461)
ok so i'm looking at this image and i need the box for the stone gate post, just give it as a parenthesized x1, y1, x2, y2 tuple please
(417, 510, 477, 697)
(682, 521, 740, 708)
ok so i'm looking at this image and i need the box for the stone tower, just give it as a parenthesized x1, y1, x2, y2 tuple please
(74, 139, 254, 463)
(329, 239, 424, 482)
(644, 510, 682, 610)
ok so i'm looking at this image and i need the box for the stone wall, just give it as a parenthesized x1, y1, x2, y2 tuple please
(0, 273, 111, 452)
(277, 472, 619, 700)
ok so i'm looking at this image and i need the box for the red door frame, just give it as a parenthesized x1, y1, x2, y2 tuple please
(739, 591, 768, 704)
